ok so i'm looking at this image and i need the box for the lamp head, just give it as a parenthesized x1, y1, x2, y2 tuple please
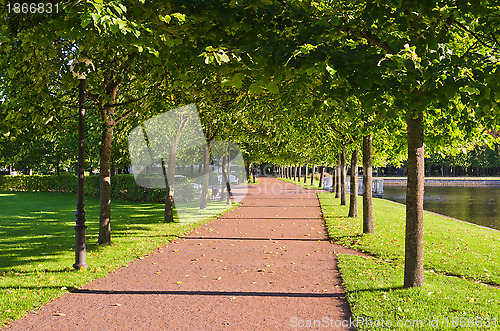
(70, 57, 94, 79)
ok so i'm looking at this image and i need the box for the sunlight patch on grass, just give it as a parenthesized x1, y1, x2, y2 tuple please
(0, 191, 235, 325)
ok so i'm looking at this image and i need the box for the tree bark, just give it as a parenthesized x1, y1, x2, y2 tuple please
(310, 164, 315, 185)
(404, 111, 425, 288)
(162, 158, 174, 222)
(340, 148, 347, 205)
(200, 142, 211, 210)
(98, 119, 114, 245)
(245, 161, 251, 182)
(318, 166, 324, 188)
(348, 149, 359, 217)
(97, 78, 121, 245)
(334, 163, 340, 198)
(297, 164, 301, 182)
(363, 135, 374, 234)
(304, 163, 308, 183)
(222, 143, 231, 205)
(163, 141, 179, 222)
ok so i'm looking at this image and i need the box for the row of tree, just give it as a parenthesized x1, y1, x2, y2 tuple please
(1, 1, 499, 288)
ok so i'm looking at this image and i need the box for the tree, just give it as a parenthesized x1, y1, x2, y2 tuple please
(348, 149, 359, 218)
(1, 0, 192, 244)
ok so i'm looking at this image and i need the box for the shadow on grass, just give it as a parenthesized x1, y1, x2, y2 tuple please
(348, 286, 405, 293)
(0, 191, 178, 271)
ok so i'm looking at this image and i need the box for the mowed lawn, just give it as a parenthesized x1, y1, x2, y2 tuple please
(318, 192, 500, 330)
(0, 191, 233, 326)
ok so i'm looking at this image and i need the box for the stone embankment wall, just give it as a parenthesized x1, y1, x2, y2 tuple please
(382, 177, 500, 186)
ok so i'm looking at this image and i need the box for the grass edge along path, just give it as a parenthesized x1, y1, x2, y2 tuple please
(0, 191, 238, 327)
(318, 191, 500, 330)
(280, 177, 327, 190)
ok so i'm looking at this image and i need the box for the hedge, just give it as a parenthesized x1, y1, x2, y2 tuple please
(0, 174, 197, 203)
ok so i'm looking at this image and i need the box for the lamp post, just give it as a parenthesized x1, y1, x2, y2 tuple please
(70, 58, 93, 270)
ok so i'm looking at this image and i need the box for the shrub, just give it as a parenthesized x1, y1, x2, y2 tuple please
(0, 174, 200, 203)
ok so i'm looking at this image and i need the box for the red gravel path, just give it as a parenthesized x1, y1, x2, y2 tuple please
(6, 178, 357, 330)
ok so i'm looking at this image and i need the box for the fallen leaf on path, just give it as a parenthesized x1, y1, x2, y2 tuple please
(55, 313, 66, 316)
(114, 303, 121, 306)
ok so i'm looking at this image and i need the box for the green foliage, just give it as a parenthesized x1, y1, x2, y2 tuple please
(0, 175, 76, 192)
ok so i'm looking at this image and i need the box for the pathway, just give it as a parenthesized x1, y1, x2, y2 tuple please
(6, 178, 354, 330)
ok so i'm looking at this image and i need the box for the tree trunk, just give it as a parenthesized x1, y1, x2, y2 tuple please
(334, 163, 340, 198)
(340, 148, 347, 205)
(348, 149, 359, 218)
(98, 120, 114, 245)
(363, 135, 374, 234)
(162, 158, 175, 222)
(221, 144, 231, 205)
(310, 164, 315, 185)
(245, 161, 251, 182)
(164, 141, 178, 222)
(404, 111, 425, 288)
(304, 163, 308, 183)
(97, 78, 122, 246)
(200, 142, 211, 209)
(318, 166, 324, 188)
(297, 165, 301, 182)
(56, 163, 60, 176)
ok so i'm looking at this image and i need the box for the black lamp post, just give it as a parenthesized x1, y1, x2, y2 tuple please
(70, 58, 93, 270)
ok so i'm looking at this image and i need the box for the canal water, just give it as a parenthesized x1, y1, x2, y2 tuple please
(382, 185, 500, 231)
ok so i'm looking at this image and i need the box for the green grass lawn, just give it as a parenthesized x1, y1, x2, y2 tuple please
(318, 192, 500, 330)
(0, 191, 234, 326)
(319, 193, 500, 285)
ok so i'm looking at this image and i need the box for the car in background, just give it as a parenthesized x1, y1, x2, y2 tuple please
(218, 174, 239, 185)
